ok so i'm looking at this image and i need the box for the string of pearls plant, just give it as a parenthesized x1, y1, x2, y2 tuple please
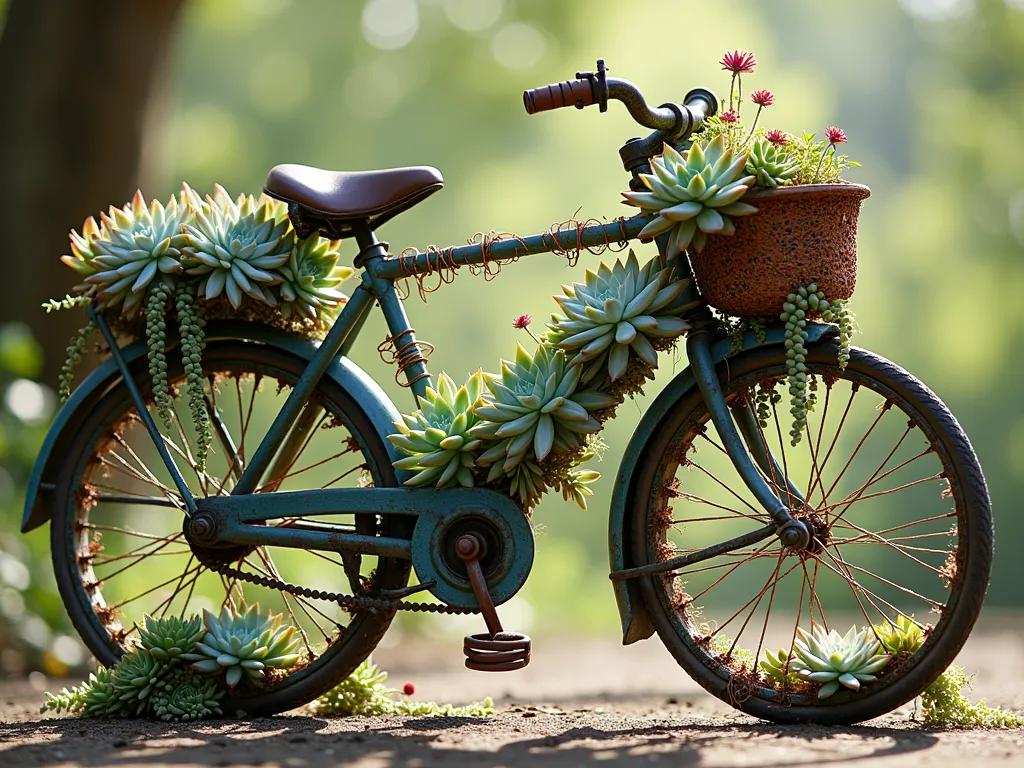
(47, 187, 355, 470)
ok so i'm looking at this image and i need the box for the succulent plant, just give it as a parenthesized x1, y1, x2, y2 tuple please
(138, 613, 206, 662)
(622, 135, 757, 256)
(112, 648, 168, 714)
(553, 467, 601, 510)
(41, 667, 127, 719)
(176, 284, 211, 469)
(151, 675, 224, 722)
(780, 284, 856, 445)
(182, 184, 294, 309)
(82, 191, 189, 315)
(545, 251, 694, 384)
(57, 320, 96, 403)
(873, 615, 925, 655)
(388, 370, 489, 488)
(789, 625, 890, 699)
(60, 215, 107, 278)
(469, 344, 617, 474)
(277, 235, 353, 323)
(746, 138, 799, 188)
(183, 603, 301, 687)
(507, 459, 547, 508)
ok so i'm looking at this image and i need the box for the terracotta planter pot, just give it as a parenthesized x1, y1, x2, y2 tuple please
(688, 183, 871, 317)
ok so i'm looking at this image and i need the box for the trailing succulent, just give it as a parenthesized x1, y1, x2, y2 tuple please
(622, 135, 758, 256)
(779, 284, 855, 445)
(545, 250, 696, 384)
(47, 185, 355, 470)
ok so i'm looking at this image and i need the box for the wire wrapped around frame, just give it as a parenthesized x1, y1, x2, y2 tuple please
(377, 328, 435, 388)
(394, 216, 634, 301)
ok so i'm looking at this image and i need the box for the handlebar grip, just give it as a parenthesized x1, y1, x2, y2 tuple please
(523, 79, 595, 114)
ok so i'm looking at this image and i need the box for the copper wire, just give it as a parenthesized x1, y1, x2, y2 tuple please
(377, 329, 434, 387)
(393, 216, 634, 301)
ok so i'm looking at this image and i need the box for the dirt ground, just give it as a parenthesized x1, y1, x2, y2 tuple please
(2, 612, 1023, 767)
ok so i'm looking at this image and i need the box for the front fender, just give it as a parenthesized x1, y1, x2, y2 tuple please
(22, 321, 403, 533)
(608, 321, 835, 644)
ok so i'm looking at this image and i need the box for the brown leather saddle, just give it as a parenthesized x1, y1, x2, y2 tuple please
(263, 164, 443, 239)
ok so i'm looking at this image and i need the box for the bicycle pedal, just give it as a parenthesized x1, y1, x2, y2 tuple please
(464, 631, 531, 672)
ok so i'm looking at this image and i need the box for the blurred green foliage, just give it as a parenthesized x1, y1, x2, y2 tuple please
(3, 0, 1024, 656)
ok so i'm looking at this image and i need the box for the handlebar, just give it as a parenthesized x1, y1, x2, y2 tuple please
(523, 59, 718, 150)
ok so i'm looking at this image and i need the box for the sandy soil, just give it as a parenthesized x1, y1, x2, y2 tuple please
(2, 612, 1023, 767)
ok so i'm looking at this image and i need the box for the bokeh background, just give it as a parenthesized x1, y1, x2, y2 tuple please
(1, 0, 1022, 677)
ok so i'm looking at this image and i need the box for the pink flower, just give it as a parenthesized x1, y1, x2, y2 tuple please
(720, 50, 756, 74)
(719, 109, 739, 124)
(403, 682, 415, 696)
(512, 314, 532, 329)
(764, 128, 788, 146)
(824, 126, 848, 144)
(750, 89, 774, 107)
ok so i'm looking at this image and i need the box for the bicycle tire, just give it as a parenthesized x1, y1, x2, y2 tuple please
(51, 339, 412, 717)
(630, 339, 992, 724)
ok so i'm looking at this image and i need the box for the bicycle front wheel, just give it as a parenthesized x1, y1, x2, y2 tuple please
(631, 339, 992, 724)
(51, 339, 411, 716)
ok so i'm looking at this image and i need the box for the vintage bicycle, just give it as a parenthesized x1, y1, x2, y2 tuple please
(23, 63, 992, 724)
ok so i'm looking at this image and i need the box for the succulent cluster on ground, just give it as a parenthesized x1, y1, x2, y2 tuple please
(47, 186, 355, 469)
(40, 604, 300, 722)
(388, 249, 695, 510)
(311, 659, 494, 718)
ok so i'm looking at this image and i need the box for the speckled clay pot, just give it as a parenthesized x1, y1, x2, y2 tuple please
(689, 183, 870, 317)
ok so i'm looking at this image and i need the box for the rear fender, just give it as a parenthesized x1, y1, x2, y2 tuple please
(608, 321, 836, 644)
(21, 321, 404, 533)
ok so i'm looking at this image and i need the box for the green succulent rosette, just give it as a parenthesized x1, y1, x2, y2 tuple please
(181, 184, 294, 309)
(873, 615, 925, 655)
(545, 250, 694, 383)
(278, 234, 354, 323)
(41, 667, 127, 719)
(746, 138, 799, 188)
(469, 344, 617, 476)
(151, 674, 225, 722)
(622, 135, 757, 256)
(790, 625, 890, 699)
(138, 613, 206, 662)
(79, 191, 190, 315)
(111, 648, 168, 714)
(388, 369, 489, 488)
(182, 603, 301, 687)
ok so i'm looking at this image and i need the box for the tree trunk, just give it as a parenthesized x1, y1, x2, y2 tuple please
(0, 0, 186, 381)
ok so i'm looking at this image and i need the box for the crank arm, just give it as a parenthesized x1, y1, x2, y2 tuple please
(608, 523, 778, 581)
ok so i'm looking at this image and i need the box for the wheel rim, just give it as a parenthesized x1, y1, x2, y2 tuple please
(642, 349, 973, 711)
(57, 344, 408, 698)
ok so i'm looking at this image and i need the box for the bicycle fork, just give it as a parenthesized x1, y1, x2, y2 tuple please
(610, 318, 810, 583)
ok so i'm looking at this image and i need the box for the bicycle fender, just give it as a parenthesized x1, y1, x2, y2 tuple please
(608, 321, 835, 645)
(21, 321, 404, 534)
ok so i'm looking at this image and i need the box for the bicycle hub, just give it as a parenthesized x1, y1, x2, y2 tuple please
(778, 519, 811, 551)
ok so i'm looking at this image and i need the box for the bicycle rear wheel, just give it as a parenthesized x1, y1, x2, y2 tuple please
(51, 339, 411, 716)
(631, 339, 992, 724)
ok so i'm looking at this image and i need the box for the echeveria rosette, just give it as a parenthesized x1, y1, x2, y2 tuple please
(544, 251, 694, 384)
(182, 603, 301, 687)
(470, 345, 618, 476)
(789, 625, 890, 699)
(181, 184, 294, 309)
(151, 675, 225, 722)
(622, 135, 757, 256)
(111, 648, 168, 714)
(746, 138, 799, 188)
(278, 234, 354, 323)
(138, 613, 206, 662)
(81, 191, 191, 315)
(873, 615, 925, 655)
(388, 370, 489, 488)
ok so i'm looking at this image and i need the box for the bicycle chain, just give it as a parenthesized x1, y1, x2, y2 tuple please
(199, 554, 479, 616)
